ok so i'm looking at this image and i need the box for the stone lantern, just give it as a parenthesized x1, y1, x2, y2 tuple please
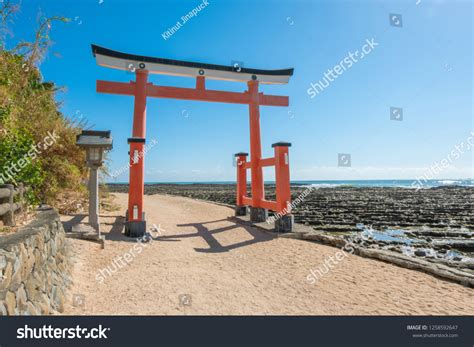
(76, 130, 113, 232)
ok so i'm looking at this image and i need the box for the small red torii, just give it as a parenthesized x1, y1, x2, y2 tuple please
(92, 45, 294, 236)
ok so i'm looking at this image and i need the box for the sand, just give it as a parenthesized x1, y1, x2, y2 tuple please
(61, 193, 473, 315)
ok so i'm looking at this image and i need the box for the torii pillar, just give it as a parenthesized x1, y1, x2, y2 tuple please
(247, 80, 267, 222)
(126, 70, 148, 237)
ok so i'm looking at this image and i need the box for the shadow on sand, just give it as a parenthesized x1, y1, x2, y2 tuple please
(62, 214, 275, 252)
(61, 214, 129, 241)
(157, 217, 276, 253)
(61, 214, 87, 232)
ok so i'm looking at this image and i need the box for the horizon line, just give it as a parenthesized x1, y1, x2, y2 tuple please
(105, 178, 473, 185)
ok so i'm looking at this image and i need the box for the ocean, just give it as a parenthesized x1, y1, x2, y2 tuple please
(108, 179, 474, 188)
(293, 179, 474, 188)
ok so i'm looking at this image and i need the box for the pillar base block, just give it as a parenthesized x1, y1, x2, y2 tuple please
(234, 206, 247, 216)
(125, 220, 147, 238)
(274, 214, 294, 233)
(250, 207, 268, 222)
(89, 223, 100, 233)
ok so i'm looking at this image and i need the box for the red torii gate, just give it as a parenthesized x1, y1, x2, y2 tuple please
(92, 45, 294, 236)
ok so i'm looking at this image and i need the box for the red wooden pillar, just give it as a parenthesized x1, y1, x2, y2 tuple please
(273, 142, 291, 213)
(127, 138, 145, 219)
(247, 80, 265, 211)
(126, 70, 148, 236)
(273, 142, 293, 232)
(132, 70, 148, 137)
(235, 152, 248, 216)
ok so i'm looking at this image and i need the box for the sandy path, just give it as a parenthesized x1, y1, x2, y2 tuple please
(62, 193, 473, 315)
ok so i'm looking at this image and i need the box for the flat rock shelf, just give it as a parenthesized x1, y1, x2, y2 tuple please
(107, 184, 473, 230)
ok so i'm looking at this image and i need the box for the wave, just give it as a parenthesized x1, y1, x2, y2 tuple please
(437, 180, 462, 185)
(292, 179, 474, 189)
(308, 183, 346, 188)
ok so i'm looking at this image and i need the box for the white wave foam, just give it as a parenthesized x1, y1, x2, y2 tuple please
(438, 180, 461, 185)
(309, 183, 344, 188)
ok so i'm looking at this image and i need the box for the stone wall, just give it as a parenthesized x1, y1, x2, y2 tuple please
(0, 207, 71, 315)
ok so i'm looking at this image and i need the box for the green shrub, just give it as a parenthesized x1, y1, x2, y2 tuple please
(0, 129, 45, 205)
(0, 3, 88, 209)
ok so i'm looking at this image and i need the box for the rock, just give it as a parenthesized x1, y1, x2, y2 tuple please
(25, 274, 45, 302)
(3, 243, 19, 254)
(0, 302, 7, 315)
(47, 257, 56, 269)
(5, 291, 16, 315)
(33, 248, 42, 272)
(10, 257, 22, 290)
(25, 301, 39, 315)
(45, 271, 52, 290)
(37, 295, 51, 315)
(51, 272, 61, 286)
(414, 250, 426, 257)
(0, 255, 6, 271)
(25, 287, 43, 304)
(51, 240, 57, 257)
(16, 284, 28, 311)
(0, 208, 72, 316)
(55, 252, 65, 264)
(43, 228, 51, 242)
(51, 286, 65, 313)
(21, 250, 35, 280)
(0, 261, 12, 290)
(386, 246, 400, 252)
(18, 243, 27, 265)
(36, 234, 45, 253)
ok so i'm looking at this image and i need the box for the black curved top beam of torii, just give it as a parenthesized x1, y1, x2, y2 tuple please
(92, 44, 294, 85)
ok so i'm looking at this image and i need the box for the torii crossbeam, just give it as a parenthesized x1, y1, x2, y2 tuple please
(92, 44, 294, 236)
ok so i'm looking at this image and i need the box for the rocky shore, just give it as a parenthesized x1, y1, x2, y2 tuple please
(107, 183, 473, 275)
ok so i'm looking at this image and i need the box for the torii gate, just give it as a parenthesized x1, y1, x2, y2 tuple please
(92, 45, 294, 237)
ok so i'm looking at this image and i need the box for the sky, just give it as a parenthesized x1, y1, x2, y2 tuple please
(5, 0, 473, 182)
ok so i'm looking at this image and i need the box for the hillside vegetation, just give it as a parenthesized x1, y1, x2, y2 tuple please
(0, 1, 87, 209)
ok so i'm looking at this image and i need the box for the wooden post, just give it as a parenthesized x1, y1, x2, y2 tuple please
(4, 184, 15, 226)
(126, 70, 148, 237)
(247, 80, 269, 222)
(126, 137, 146, 237)
(18, 183, 24, 213)
(247, 80, 264, 208)
(235, 152, 248, 216)
(273, 142, 293, 232)
(273, 143, 291, 214)
(88, 167, 100, 231)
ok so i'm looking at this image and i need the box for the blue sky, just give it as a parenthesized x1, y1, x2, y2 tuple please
(6, 0, 473, 182)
